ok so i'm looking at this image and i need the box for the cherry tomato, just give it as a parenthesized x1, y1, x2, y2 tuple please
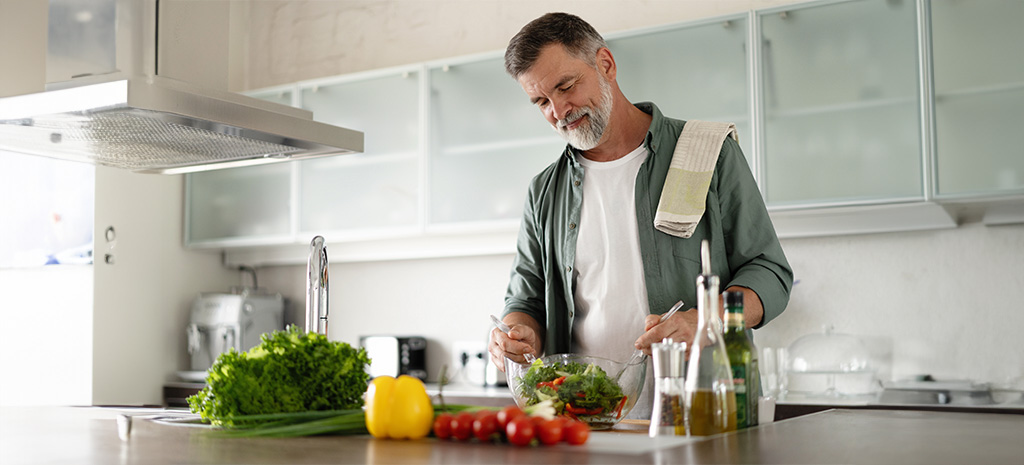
(506, 416, 536, 447)
(450, 411, 475, 441)
(432, 413, 453, 440)
(474, 410, 495, 420)
(563, 420, 590, 445)
(496, 405, 525, 430)
(472, 411, 499, 442)
(536, 418, 565, 445)
(529, 415, 547, 427)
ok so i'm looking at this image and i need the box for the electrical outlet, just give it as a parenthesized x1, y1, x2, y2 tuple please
(452, 340, 487, 385)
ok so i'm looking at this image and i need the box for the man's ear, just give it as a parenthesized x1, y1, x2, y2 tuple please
(595, 47, 616, 81)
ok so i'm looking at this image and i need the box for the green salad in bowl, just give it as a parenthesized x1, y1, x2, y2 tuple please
(506, 354, 646, 430)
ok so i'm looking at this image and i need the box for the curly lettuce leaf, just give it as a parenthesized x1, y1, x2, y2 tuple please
(187, 326, 371, 427)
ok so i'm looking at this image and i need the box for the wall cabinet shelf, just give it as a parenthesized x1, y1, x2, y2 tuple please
(187, 0, 1022, 265)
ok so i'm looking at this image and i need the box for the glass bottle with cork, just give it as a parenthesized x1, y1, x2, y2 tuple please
(684, 240, 737, 436)
(724, 290, 760, 428)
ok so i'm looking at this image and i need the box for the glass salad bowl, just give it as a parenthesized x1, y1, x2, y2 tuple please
(505, 353, 646, 430)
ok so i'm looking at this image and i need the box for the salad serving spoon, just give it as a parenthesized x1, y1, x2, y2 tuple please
(614, 300, 686, 380)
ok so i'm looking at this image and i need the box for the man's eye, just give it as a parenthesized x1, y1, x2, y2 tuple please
(536, 99, 548, 107)
(560, 84, 573, 92)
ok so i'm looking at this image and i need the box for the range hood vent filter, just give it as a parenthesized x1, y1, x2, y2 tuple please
(3, 108, 305, 174)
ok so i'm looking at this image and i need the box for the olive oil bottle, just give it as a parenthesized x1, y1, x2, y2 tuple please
(724, 291, 760, 428)
(685, 240, 737, 436)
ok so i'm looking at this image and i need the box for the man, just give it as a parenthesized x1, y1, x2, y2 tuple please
(489, 12, 793, 418)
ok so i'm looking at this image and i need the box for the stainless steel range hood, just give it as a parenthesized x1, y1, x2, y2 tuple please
(0, 0, 363, 174)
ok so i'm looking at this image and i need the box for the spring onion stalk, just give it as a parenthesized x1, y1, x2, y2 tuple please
(206, 404, 492, 438)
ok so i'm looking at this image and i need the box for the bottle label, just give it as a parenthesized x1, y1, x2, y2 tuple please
(732, 365, 748, 428)
(726, 313, 744, 328)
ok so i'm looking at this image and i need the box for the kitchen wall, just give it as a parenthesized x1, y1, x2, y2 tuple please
(91, 167, 239, 405)
(244, 0, 1024, 389)
(0, 266, 93, 406)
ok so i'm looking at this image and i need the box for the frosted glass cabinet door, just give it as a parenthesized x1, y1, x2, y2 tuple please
(611, 16, 753, 168)
(760, 0, 923, 206)
(187, 164, 292, 242)
(298, 71, 421, 232)
(429, 58, 564, 225)
(931, 0, 1024, 196)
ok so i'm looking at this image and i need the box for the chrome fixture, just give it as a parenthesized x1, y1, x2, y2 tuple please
(305, 236, 328, 335)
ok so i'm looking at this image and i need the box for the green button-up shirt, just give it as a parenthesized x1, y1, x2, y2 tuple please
(503, 102, 793, 355)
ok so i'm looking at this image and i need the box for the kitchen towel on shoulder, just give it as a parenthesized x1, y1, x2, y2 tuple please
(654, 120, 737, 239)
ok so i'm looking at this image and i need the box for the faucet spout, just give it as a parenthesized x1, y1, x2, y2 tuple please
(305, 236, 329, 335)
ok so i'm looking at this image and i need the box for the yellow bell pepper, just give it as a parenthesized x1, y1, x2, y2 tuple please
(364, 374, 434, 440)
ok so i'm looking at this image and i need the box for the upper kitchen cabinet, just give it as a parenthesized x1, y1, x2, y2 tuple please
(758, 0, 924, 208)
(427, 56, 563, 227)
(297, 69, 422, 238)
(186, 162, 292, 245)
(610, 15, 754, 170)
(930, 0, 1024, 198)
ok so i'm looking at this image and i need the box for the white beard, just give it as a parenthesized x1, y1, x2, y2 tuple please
(555, 77, 613, 151)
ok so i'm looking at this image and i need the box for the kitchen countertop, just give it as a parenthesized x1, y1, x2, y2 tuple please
(3, 406, 1023, 464)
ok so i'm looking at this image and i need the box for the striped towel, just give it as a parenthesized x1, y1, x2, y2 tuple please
(654, 120, 737, 238)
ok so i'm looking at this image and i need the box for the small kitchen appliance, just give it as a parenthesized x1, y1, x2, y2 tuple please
(186, 289, 284, 373)
(360, 336, 428, 381)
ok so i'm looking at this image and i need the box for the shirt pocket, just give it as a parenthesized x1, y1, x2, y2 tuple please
(661, 237, 703, 303)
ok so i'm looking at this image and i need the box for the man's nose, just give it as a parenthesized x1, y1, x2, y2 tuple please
(548, 98, 571, 123)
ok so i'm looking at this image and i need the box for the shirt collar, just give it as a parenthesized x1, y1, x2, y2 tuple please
(560, 102, 666, 165)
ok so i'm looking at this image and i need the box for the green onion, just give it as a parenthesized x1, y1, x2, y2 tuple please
(205, 404, 494, 438)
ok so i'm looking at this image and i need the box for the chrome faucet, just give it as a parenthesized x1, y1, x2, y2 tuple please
(305, 236, 329, 335)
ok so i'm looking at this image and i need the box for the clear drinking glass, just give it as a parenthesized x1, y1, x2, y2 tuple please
(760, 347, 789, 400)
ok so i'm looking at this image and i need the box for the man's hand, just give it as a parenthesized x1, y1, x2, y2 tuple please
(488, 313, 543, 371)
(632, 287, 764, 355)
(633, 307, 699, 355)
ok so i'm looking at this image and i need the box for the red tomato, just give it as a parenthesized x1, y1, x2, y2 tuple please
(472, 411, 499, 442)
(505, 416, 535, 447)
(433, 413, 453, 440)
(496, 405, 525, 430)
(563, 420, 590, 445)
(474, 410, 495, 420)
(562, 420, 590, 445)
(536, 419, 565, 445)
(529, 415, 547, 427)
(450, 411, 475, 441)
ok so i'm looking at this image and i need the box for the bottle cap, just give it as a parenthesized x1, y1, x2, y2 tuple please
(725, 291, 744, 308)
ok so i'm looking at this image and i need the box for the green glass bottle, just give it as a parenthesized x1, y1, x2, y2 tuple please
(723, 291, 760, 428)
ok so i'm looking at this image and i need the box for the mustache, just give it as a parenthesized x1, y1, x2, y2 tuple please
(556, 107, 592, 130)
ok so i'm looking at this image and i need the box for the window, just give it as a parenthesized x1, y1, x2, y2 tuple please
(0, 151, 95, 267)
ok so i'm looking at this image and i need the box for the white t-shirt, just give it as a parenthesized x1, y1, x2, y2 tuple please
(571, 144, 653, 419)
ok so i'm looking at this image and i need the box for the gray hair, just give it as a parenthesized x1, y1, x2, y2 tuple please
(504, 12, 608, 79)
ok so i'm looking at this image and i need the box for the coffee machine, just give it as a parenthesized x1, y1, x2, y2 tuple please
(185, 289, 284, 373)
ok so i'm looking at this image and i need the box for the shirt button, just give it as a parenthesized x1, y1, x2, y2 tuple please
(574, 180, 581, 186)
(570, 311, 575, 318)
(566, 266, 572, 272)
(569, 223, 576, 229)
